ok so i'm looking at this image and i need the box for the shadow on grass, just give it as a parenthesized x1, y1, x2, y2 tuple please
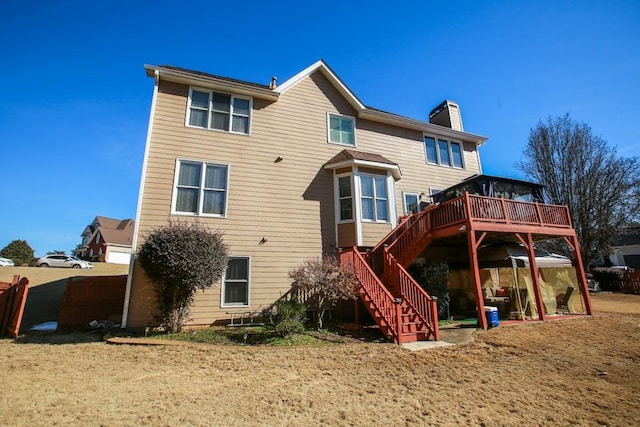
(12, 330, 107, 345)
(9, 321, 387, 346)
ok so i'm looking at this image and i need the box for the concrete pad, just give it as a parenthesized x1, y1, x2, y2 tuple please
(402, 340, 455, 351)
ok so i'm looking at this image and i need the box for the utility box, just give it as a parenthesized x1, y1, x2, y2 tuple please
(484, 306, 499, 328)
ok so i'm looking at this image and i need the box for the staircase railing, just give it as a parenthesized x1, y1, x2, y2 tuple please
(383, 248, 439, 341)
(340, 248, 401, 343)
(384, 209, 433, 266)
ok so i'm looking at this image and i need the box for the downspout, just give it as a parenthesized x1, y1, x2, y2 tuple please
(476, 142, 483, 174)
(121, 69, 159, 329)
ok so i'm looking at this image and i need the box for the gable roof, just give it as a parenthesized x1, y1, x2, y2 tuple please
(99, 222, 134, 247)
(90, 217, 135, 247)
(324, 149, 402, 180)
(145, 60, 488, 145)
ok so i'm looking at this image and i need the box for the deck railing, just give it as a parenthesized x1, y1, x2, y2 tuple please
(465, 194, 572, 228)
(383, 249, 439, 341)
(340, 248, 400, 343)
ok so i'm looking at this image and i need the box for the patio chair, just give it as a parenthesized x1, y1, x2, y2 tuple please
(557, 287, 574, 314)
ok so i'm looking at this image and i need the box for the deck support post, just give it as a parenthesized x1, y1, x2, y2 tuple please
(519, 233, 546, 321)
(564, 235, 593, 315)
(468, 230, 488, 330)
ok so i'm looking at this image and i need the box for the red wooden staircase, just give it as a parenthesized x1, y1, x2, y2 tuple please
(339, 206, 441, 344)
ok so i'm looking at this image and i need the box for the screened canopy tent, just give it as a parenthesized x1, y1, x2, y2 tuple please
(432, 174, 544, 204)
(477, 243, 573, 268)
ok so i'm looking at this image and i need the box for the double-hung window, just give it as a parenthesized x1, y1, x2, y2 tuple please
(173, 160, 228, 217)
(222, 257, 250, 307)
(328, 113, 355, 146)
(424, 136, 464, 168)
(360, 174, 389, 222)
(187, 88, 251, 134)
(338, 175, 353, 221)
(403, 192, 420, 215)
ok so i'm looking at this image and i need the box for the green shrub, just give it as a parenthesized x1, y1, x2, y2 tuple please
(0, 239, 35, 266)
(138, 221, 228, 333)
(592, 269, 623, 292)
(271, 299, 306, 337)
(407, 261, 450, 317)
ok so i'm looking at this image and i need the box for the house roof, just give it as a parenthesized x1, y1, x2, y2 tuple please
(611, 227, 640, 247)
(324, 149, 402, 180)
(91, 217, 135, 247)
(145, 60, 488, 146)
(99, 223, 134, 247)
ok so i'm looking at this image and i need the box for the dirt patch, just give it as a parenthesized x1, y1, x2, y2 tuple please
(1, 293, 639, 426)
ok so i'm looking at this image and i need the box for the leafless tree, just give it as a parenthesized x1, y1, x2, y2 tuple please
(289, 257, 359, 330)
(517, 114, 640, 267)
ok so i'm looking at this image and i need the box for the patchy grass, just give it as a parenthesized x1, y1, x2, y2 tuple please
(154, 321, 386, 346)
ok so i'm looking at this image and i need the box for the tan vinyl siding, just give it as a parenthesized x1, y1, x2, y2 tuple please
(361, 222, 393, 247)
(127, 70, 483, 328)
(337, 222, 357, 248)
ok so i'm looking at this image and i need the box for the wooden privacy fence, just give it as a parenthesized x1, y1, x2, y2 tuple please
(620, 271, 640, 294)
(0, 275, 29, 338)
(58, 275, 127, 330)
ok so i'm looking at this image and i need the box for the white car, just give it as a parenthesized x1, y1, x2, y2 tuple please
(36, 254, 93, 269)
(0, 257, 14, 267)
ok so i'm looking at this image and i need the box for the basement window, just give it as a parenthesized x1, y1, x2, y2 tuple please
(222, 257, 250, 307)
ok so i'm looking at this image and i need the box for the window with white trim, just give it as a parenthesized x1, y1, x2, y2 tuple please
(424, 136, 464, 168)
(360, 174, 389, 222)
(172, 160, 228, 217)
(403, 192, 420, 215)
(95, 233, 100, 244)
(187, 88, 251, 134)
(328, 113, 355, 146)
(338, 175, 353, 221)
(222, 257, 250, 307)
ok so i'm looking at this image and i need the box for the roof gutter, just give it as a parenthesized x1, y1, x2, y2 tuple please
(359, 108, 488, 146)
(144, 65, 280, 101)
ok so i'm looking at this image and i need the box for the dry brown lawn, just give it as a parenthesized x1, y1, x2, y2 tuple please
(1, 280, 639, 425)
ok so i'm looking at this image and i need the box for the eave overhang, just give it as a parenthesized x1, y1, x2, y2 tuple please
(324, 159, 402, 180)
(359, 109, 488, 146)
(145, 65, 280, 101)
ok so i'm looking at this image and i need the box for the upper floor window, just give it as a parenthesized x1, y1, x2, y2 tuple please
(172, 159, 229, 217)
(95, 233, 101, 245)
(187, 88, 251, 134)
(328, 113, 355, 146)
(360, 174, 388, 222)
(424, 136, 464, 168)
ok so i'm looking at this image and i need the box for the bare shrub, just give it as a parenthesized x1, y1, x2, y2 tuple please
(289, 257, 359, 330)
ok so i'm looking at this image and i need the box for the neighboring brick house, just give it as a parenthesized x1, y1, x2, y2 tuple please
(123, 60, 592, 341)
(75, 216, 134, 264)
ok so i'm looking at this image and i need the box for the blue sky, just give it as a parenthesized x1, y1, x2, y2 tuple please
(1, 1, 638, 256)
